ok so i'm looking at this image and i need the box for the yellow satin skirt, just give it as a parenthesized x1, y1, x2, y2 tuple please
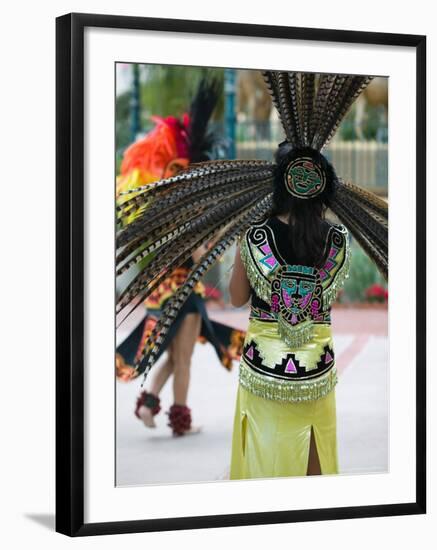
(229, 383, 339, 479)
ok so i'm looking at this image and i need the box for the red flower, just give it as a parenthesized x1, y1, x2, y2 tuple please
(365, 283, 388, 302)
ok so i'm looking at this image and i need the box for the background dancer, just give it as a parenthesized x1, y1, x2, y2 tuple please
(116, 78, 245, 435)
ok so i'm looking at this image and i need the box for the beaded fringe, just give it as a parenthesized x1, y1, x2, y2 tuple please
(278, 316, 314, 348)
(240, 235, 271, 303)
(239, 361, 338, 403)
(322, 240, 352, 309)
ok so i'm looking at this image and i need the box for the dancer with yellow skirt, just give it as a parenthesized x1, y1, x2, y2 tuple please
(228, 145, 350, 478)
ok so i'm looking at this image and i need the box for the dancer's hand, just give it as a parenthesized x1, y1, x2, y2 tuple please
(192, 243, 209, 262)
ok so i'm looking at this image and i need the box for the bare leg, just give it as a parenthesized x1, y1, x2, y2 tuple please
(138, 353, 174, 428)
(306, 426, 322, 475)
(150, 353, 174, 395)
(171, 313, 201, 405)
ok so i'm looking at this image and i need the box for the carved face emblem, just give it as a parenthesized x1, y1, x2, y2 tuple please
(271, 265, 321, 325)
(284, 157, 326, 199)
(281, 272, 315, 314)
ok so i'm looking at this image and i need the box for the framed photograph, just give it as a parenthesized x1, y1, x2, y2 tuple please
(56, 12, 426, 536)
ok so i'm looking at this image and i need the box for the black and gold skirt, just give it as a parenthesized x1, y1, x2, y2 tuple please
(116, 288, 245, 381)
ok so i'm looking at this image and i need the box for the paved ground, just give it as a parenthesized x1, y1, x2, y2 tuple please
(116, 306, 388, 486)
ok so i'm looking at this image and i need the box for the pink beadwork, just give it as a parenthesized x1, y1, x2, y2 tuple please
(285, 357, 298, 373)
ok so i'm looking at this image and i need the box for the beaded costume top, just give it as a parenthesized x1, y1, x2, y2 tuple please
(237, 217, 350, 402)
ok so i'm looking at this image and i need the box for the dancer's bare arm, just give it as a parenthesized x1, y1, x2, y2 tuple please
(229, 246, 251, 307)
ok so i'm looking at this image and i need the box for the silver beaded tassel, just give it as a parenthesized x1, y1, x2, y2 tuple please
(277, 315, 314, 348)
(239, 361, 338, 403)
(322, 239, 352, 310)
(239, 234, 271, 303)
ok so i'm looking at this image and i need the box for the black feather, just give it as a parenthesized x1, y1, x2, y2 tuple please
(187, 76, 223, 162)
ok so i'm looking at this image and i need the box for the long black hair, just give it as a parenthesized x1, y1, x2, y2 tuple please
(270, 143, 337, 268)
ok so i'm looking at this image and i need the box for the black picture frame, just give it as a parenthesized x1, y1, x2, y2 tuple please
(56, 12, 426, 537)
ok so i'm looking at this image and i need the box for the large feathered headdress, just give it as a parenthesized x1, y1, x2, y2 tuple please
(116, 71, 388, 383)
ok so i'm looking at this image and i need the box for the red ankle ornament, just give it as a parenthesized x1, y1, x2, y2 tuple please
(167, 404, 192, 436)
(134, 391, 161, 419)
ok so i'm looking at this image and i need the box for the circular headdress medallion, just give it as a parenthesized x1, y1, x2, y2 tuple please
(284, 156, 326, 199)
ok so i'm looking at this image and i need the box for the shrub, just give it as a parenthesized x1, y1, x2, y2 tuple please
(342, 239, 387, 303)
